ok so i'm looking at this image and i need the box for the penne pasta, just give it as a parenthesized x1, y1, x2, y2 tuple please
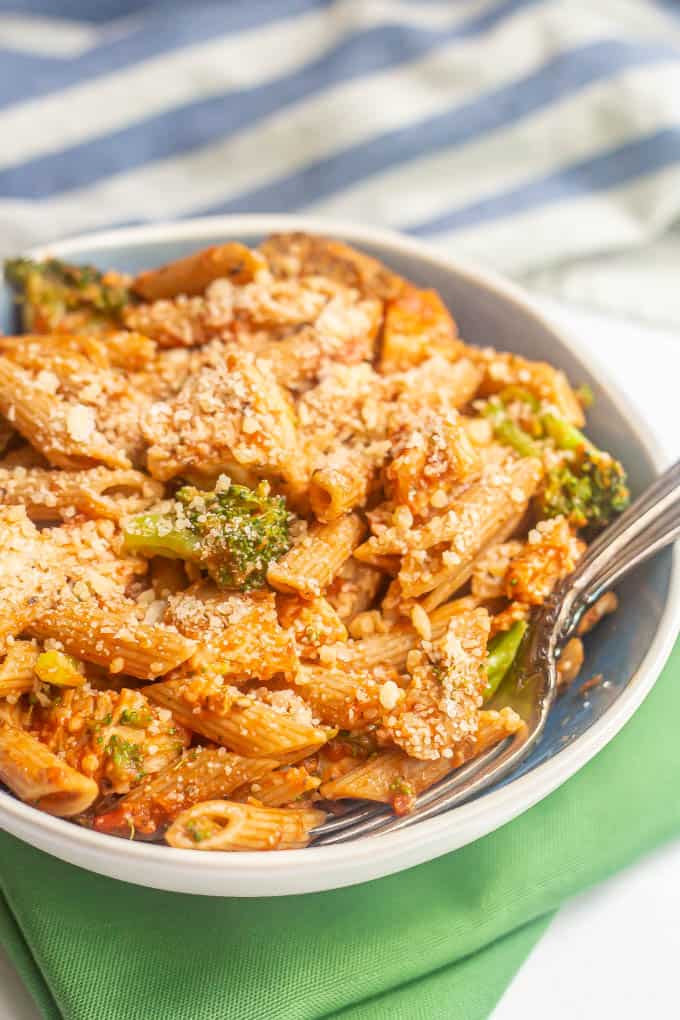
(165, 584, 298, 681)
(260, 293, 382, 391)
(0, 465, 163, 521)
(260, 232, 404, 300)
(234, 765, 321, 807)
(29, 597, 196, 680)
(396, 458, 543, 599)
(143, 348, 303, 488)
(276, 594, 347, 659)
(267, 513, 366, 599)
(165, 800, 326, 850)
(93, 747, 277, 837)
(132, 242, 265, 301)
(320, 707, 524, 804)
(308, 444, 381, 521)
(342, 597, 479, 672)
(0, 720, 98, 816)
(0, 507, 62, 653)
(0, 355, 130, 470)
(380, 286, 463, 372)
(0, 641, 39, 699)
(392, 355, 483, 415)
(422, 508, 527, 612)
(291, 663, 400, 730)
(145, 677, 331, 758)
(325, 557, 384, 623)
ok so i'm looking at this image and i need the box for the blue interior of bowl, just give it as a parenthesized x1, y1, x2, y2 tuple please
(1, 229, 671, 794)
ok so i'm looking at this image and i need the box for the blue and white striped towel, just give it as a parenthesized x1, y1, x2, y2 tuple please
(1, 0, 679, 325)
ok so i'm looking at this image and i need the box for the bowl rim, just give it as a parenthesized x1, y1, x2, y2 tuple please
(1, 213, 678, 895)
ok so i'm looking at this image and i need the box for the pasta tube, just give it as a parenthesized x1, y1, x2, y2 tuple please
(0, 641, 39, 699)
(132, 242, 264, 300)
(267, 513, 366, 598)
(146, 678, 331, 758)
(0, 355, 130, 470)
(0, 720, 98, 816)
(29, 598, 196, 680)
(165, 800, 325, 850)
(93, 747, 277, 837)
(234, 765, 320, 807)
(0, 466, 162, 521)
(320, 708, 523, 803)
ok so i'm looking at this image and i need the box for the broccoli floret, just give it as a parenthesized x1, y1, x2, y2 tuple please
(483, 400, 541, 458)
(482, 390, 543, 458)
(482, 394, 630, 535)
(537, 414, 629, 534)
(123, 479, 292, 590)
(537, 449, 629, 534)
(4, 256, 131, 331)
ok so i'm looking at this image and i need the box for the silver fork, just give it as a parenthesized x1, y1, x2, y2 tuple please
(312, 459, 680, 846)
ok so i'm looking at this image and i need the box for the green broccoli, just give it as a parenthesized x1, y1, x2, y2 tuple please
(123, 480, 292, 590)
(482, 391, 629, 536)
(4, 256, 132, 331)
(537, 414, 630, 534)
(484, 620, 528, 702)
(482, 399, 541, 458)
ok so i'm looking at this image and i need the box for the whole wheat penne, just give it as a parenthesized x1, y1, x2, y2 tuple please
(291, 664, 397, 730)
(0, 466, 163, 521)
(308, 447, 378, 522)
(320, 708, 523, 802)
(132, 242, 264, 300)
(0, 641, 39, 698)
(342, 597, 479, 672)
(146, 678, 331, 758)
(260, 298, 381, 391)
(29, 598, 196, 680)
(397, 458, 543, 598)
(380, 286, 462, 372)
(276, 594, 347, 659)
(0, 356, 130, 470)
(0, 507, 62, 653)
(260, 231, 404, 300)
(92, 747, 278, 836)
(393, 355, 483, 414)
(234, 765, 321, 807)
(325, 558, 384, 624)
(166, 585, 298, 681)
(143, 348, 303, 488)
(267, 513, 366, 598)
(166, 800, 326, 850)
(0, 720, 99, 816)
(423, 509, 527, 612)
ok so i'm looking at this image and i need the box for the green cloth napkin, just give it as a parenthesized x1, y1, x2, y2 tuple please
(1, 640, 678, 1020)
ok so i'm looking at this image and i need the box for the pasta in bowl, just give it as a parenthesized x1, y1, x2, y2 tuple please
(0, 217, 674, 893)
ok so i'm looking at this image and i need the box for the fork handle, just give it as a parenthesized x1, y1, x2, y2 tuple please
(556, 459, 680, 641)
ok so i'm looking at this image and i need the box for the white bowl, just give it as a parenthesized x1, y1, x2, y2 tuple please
(1, 215, 678, 896)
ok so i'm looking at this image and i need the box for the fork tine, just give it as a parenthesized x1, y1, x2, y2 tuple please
(311, 802, 385, 837)
(312, 738, 513, 846)
(364, 727, 530, 839)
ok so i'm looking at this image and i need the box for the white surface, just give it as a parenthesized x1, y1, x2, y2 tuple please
(0, 294, 678, 1012)
(3, 216, 678, 899)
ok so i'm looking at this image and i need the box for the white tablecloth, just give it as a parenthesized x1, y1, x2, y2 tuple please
(2, 300, 679, 1019)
